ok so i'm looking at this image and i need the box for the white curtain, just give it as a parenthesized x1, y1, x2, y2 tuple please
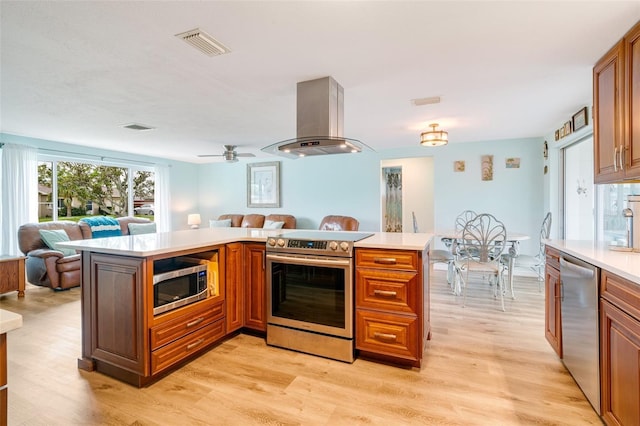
(1, 143, 39, 255)
(154, 164, 171, 232)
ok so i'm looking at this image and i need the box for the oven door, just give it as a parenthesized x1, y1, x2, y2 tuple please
(266, 252, 353, 338)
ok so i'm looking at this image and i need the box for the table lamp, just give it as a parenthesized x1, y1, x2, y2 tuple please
(187, 213, 201, 229)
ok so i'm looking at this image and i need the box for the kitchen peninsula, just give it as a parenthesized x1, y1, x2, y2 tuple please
(60, 228, 432, 387)
(544, 240, 640, 426)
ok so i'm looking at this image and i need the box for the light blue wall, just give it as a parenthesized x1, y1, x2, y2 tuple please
(198, 136, 545, 255)
(2, 132, 545, 255)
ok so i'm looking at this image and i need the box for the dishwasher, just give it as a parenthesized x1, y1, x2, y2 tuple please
(560, 254, 600, 415)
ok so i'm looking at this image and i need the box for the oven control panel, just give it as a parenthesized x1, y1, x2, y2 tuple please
(266, 237, 353, 255)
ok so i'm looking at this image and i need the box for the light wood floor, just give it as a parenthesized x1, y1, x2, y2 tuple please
(1, 272, 601, 425)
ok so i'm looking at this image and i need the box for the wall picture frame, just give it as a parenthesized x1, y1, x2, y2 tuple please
(247, 161, 281, 208)
(572, 106, 588, 131)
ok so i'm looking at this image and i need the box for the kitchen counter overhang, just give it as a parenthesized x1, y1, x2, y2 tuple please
(545, 239, 640, 286)
(58, 228, 434, 256)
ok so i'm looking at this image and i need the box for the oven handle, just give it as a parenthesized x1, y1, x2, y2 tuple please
(266, 253, 351, 267)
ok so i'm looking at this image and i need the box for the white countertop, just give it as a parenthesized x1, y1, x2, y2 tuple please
(0, 309, 23, 334)
(546, 239, 640, 285)
(355, 232, 433, 251)
(59, 228, 433, 257)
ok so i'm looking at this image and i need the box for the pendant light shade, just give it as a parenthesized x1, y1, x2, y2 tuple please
(420, 123, 448, 147)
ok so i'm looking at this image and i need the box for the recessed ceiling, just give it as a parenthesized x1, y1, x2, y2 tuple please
(1, 1, 639, 163)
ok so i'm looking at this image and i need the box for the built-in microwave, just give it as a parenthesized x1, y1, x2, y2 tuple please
(152, 257, 208, 315)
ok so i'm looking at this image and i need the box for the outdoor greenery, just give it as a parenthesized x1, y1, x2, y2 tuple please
(38, 162, 154, 218)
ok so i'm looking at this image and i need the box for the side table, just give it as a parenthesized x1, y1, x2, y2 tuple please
(0, 256, 26, 298)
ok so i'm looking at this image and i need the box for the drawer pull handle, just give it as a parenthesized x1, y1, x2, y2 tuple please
(186, 317, 205, 328)
(373, 332, 397, 342)
(186, 338, 205, 350)
(373, 289, 397, 297)
(373, 257, 397, 265)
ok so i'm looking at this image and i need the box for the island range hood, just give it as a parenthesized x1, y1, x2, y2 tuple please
(262, 76, 371, 158)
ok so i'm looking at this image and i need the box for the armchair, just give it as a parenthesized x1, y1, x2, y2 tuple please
(319, 215, 359, 231)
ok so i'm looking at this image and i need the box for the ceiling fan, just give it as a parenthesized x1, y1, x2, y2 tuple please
(197, 145, 256, 162)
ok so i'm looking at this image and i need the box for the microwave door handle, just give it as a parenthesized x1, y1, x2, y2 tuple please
(266, 253, 351, 267)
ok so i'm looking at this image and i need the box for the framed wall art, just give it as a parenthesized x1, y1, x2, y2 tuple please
(572, 106, 588, 131)
(247, 161, 281, 207)
(481, 155, 493, 181)
(454, 160, 466, 172)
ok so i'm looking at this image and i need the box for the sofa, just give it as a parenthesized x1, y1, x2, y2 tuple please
(18, 216, 151, 290)
(215, 214, 296, 229)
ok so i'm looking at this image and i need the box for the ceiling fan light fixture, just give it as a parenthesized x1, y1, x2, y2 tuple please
(420, 123, 448, 147)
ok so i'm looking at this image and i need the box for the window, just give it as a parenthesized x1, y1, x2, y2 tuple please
(596, 183, 640, 245)
(37, 157, 154, 222)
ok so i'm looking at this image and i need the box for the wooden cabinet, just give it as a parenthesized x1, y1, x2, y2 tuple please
(594, 20, 640, 183)
(79, 247, 225, 387)
(244, 243, 266, 332)
(225, 242, 244, 333)
(544, 246, 562, 357)
(150, 301, 225, 375)
(355, 248, 429, 368)
(0, 255, 26, 298)
(600, 270, 640, 426)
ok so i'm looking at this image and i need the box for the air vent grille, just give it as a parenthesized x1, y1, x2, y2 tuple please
(123, 123, 155, 131)
(411, 96, 441, 106)
(175, 28, 230, 56)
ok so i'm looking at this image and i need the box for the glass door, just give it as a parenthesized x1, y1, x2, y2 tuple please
(563, 137, 595, 240)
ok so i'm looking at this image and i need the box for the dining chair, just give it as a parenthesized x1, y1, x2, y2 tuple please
(431, 210, 478, 294)
(502, 212, 552, 291)
(457, 213, 508, 311)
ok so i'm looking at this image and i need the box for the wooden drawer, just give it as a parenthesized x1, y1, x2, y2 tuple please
(151, 318, 225, 375)
(356, 249, 418, 271)
(356, 268, 418, 314)
(355, 310, 418, 362)
(601, 269, 640, 322)
(150, 301, 224, 350)
(545, 246, 560, 270)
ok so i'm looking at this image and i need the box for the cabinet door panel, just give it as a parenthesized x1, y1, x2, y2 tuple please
(625, 23, 640, 177)
(244, 243, 266, 332)
(594, 41, 625, 183)
(90, 254, 146, 374)
(225, 242, 244, 332)
(545, 265, 562, 357)
(601, 300, 640, 426)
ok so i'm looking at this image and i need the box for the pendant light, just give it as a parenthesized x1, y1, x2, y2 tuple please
(420, 123, 448, 147)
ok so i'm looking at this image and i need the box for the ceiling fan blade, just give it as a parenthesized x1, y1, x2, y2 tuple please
(236, 153, 256, 157)
(197, 154, 223, 157)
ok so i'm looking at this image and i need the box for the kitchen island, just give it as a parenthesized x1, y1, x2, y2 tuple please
(1, 309, 23, 426)
(544, 240, 640, 426)
(60, 228, 432, 386)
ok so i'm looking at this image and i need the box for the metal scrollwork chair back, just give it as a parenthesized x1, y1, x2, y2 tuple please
(459, 213, 508, 311)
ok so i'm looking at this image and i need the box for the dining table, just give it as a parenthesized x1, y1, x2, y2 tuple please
(434, 230, 530, 297)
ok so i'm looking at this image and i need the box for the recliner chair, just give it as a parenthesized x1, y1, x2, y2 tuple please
(319, 215, 359, 231)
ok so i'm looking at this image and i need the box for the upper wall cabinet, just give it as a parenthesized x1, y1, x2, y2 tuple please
(594, 21, 640, 184)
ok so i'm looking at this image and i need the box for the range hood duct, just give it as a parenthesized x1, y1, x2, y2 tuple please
(262, 76, 371, 158)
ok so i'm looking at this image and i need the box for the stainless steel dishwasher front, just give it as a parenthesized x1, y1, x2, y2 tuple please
(560, 254, 600, 415)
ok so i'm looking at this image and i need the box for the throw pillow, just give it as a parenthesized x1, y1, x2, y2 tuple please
(128, 222, 157, 235)
(263, 220, 285, 229)
(39, 229, 77, 256)
(209, 218, 232, 228)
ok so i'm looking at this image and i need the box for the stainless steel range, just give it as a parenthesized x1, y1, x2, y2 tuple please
(265, 230, 373, 362)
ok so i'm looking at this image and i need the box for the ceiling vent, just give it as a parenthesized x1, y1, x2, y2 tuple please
(411, 96, 441, 106)
(175, 28, 230, 56)
(122, 123, 155, 131)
